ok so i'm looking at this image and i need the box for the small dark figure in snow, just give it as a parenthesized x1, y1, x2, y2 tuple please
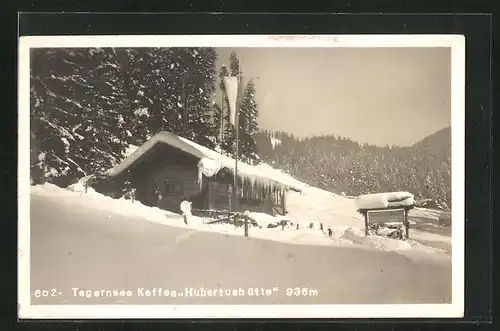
(309, 222, 314, 229)
(153, 187, 162, 205)
(180, 196, 192, 225)
(327, 228, 333, 237)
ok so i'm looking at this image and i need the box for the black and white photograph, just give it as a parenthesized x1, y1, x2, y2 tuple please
(18, 35, 465, 319)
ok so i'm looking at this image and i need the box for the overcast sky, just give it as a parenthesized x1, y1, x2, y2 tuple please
(216, 47, 451, 146)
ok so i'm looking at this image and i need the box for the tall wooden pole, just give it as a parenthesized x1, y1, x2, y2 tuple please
(234, 58, 240, 218)
(183, 80, 188, 131)
(219, 84, 224, 152)
(235, 57, 248, 237)
(404, 208, 409, 239)
(234, 113, 239, 214)
(364, 212, 369, 236)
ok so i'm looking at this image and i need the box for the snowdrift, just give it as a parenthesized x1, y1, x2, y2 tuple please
(355, 191, 415, 210)
(341, 227, 450, 264)
(31, 182, 450, 264)
(42, 183, 182, 225)
(286, 186, 364, 228)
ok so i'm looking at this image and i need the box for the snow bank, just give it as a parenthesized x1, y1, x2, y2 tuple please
(246, 212, 279, 227)
(32, 183, 181, 226)
(355, 192, 415, 210)
(66, 174, 96, 193)
(286, 186, 364, 229)
(249, 226, 353, 246)
(31, 183, 346, 247)
(33, 183, 76, 197)
(68, 182, 87, 193)
(409, 229, 452, 245)
(342, 227, 450, 264)
(410, 207, 445, 220)
(31, 182, 450, 264)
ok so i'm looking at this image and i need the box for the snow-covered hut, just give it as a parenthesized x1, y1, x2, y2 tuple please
(354, 192, 415, 239)
(100, 131, 303, 215)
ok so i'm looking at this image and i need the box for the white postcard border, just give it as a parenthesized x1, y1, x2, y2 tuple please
(18, 34, 465, 319)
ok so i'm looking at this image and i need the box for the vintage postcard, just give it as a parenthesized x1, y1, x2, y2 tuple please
(18, 34, 465, 319)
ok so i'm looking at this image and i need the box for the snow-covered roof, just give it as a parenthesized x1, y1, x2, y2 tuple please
(355, 191, 415, 210)
(123, 144, 139, 158)
(106, 131, 304, 192)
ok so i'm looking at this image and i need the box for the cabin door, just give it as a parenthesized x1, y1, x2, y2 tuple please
(271, 188, 287, 216)
(157, 180, 185, 213)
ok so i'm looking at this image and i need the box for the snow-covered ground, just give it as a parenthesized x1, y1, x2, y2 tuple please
(410, 207, 449, 220)
(32, 179, 451, 265)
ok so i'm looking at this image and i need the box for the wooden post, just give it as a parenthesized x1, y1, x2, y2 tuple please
(244, 215, 248, 237)
(182, 80, 188, 132)
(207, 178, 212, 210)
(228, 184, 232, 213)
(233, 172, 238, 213)
(404, 208, 409, 239)
(269, 186, 273, 213)
(296, 223, 299, 230)
(233, 65, 242, 215)
(281, 189, 287, 215)
(364, 212, 369, 236)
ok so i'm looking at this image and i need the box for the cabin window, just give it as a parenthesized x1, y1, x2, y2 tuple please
(165, 181, 183, 195)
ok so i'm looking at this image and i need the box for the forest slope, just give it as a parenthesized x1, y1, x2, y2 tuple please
(255, 127, 451, 209)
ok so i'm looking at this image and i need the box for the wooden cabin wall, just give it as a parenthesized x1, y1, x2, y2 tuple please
(150, 165, 200, 213)
(270, 187, 288, 216)
(207, 181, 274, 214)
(206, 170, 286, 215)
(209, 181, 233, 211)
(127, 143, 203, 213)
(109, 142, 290, 216)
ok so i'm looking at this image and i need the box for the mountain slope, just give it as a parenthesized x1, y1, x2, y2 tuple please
(255, 127, 451, 209)
(412, 127, 451, 159)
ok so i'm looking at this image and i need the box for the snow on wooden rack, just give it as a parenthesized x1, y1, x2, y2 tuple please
(354, 191, 415, 210)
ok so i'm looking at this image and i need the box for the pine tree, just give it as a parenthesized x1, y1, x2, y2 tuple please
(114, 47, 218, 150)
(30, 47, 220, 187)
(238, 79, 260, 164)
(218, 52, 261, 163)
(30, 48, 99, 186)
(211, 102, 224, 152)
(85, 48, 133, 171)
(124, 47, 183, 139)
(114, 47, 166, 145)
(172, 47, 218, 148)
(254, 130, 274, 161)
